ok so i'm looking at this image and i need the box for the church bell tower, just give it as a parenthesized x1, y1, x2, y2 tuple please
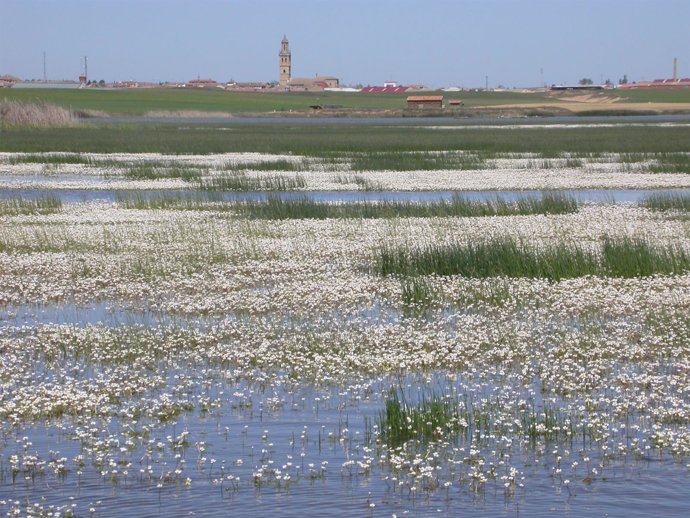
(279, 35, 291, 88)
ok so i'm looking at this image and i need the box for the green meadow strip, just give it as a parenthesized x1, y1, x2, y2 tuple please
(375, 236, 690, 280)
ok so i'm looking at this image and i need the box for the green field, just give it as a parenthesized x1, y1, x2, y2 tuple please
(0, 88, 560, 115)
(615, 88, 690, 103)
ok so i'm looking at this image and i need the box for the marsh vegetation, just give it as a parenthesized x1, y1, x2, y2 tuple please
(1, 119, 690, 517)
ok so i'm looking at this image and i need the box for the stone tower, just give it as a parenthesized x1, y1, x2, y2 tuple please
(279, 35, 291, 88)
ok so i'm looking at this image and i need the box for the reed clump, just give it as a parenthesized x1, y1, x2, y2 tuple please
(0, 101, 77, 128)
(221, 159, 309, 172)
(376, 236, 690, 280)
(115, 192, 224, 210)
(0, 196, 63, 216)
(649, 153, 690, 174)
(124, 164, 203, 181)
(376, 388, 464, 449)
(233, 193, 577, 220)
(114, 193, 578, 220)
(641, 193, 690, 212)
(351, 151, 486, 172)
(195, 172, 307, 191)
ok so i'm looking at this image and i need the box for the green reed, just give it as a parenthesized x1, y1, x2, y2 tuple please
(641, 192, 690, 212)
(7, 153, 95, 165)
(649, 153, 690, 174)
(350, 151, 486, 172)
(0, 196, 63, 216)
(195, 172, 307, 191)
(400, 277, 437, 308)
(376, 236, 690, 280)
(376, 388, 464, 449)
(124, 164, 204, 181)
(221, 159, 310, 172)
(235, 193, 577, 220)
(115, 192, 224, 210)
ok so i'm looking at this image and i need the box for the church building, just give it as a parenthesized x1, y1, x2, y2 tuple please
(279, 36, 339, 91)
(279, 35, 292, 88)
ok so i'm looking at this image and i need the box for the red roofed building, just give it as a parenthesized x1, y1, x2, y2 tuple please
(618, 79, 690, 90)
(187, 79, 218, 88)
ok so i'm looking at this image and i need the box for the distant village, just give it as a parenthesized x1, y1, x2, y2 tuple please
(1, 36, 689, 94)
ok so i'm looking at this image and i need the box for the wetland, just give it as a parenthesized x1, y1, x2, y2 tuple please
(1, 118, 690, 517)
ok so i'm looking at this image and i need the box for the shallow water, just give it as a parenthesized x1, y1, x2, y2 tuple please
(1, 369, 687, 518)
(87, 114, 690, 126)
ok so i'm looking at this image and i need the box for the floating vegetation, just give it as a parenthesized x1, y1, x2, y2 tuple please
(375, 236, 690, 279)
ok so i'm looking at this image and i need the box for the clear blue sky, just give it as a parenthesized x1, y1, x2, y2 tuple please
(1, 0, 689, 88)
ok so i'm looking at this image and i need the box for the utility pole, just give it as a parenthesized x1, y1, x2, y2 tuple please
(485, 75, 488, 91)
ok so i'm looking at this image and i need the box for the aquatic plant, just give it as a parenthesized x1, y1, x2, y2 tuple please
(376, 388, 464, 448)
(0, 196, 62, 216)
(195, 172, 307, 191)
(375, 236, 690, 280)
(641, 192, 690, 212)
